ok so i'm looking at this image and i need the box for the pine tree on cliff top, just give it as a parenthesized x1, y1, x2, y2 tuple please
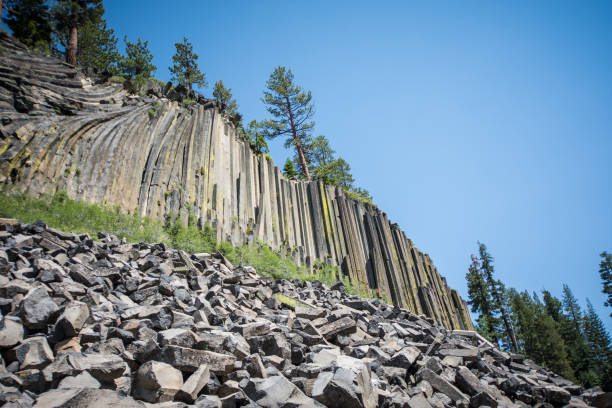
(283, 158, 298, 179)
(119, 36, 156, 79)
(77, 17, 120, 74)
(260, 66, 315, 179)
(51, 0, 103, 65)
(4, 0, 52, 52)
(170, 37, 207, 94)
(213, 80, 241, 128)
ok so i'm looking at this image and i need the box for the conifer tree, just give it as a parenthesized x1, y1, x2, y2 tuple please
(349, 187, 373, 204)
(478, 243, 519, 352)
(170, 37, 206, 94)
(245, 121, 269, 155)
(466, 254, 500, 344)
(4, 0, 52, 52)
(561, 284, 595, 385)
(584, 299, 612, 388)
(509, 290, 575, 380)
(213, 80, 241, 128)
(51, 0, 103, 65)
(307, 135, 354, 188)
(119, 37, 156, 79)
(599, 251, 612, 315)
(283, 158, 298, 179)
(76, 17, 119, 74)
(260, 66, 314, 179)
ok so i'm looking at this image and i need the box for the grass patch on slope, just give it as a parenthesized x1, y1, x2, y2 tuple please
(0, 189, 378, 300)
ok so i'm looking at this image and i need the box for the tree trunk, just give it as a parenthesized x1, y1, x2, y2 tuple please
(296, 145, 310, 179)
(0, 0, 4, 22)
(66, 11, 78, 65)
(285, 96, 310, 179)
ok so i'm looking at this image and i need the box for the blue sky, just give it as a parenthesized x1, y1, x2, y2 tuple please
(103, 1, 612, 327)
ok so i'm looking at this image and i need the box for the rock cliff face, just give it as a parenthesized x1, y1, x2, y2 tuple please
(0, 34, 472, 330)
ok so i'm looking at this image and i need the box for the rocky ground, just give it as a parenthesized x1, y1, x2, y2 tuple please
(0, 219, 605, 407)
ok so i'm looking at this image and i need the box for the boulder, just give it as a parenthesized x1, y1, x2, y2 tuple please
(0, 316, 24, 348)
(134, 360, 184, 403)
(55, 301, 89, 339)
(19, 286, 59, 330)
(176, 364, 210, 403)
(7, 336, 54, 370)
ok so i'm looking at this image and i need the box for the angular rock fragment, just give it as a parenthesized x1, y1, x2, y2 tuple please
(33, 388, 144, 407)
(243, 375, 320, 408)
(417, 368, 468, 403)
(7, 336, 54, 370)
(55, 301, 89, 339)
(176, 364, 210, 403)
(160, 345, 236, 375)
(19, 286, 59, 330)
(134, 360, 183, 403)
(0, 316, 24, 348)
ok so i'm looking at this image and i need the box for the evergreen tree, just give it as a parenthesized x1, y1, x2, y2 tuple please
(465, 253, 500, 344)
(478, 243, 519, 351)
(51, 0, 103, 65)
(347, 187, 373, 205)
(584, 299, 612, 388)
(4, 0, 52, 52)
(283, 158, 298, 179)
(599, 251, 612, 315)
(561, 284, 595, 385)
(169, 37, 206, 93)
(76, 17, 119, 74)
(119, 36, 156, 79)
(509, 289, 575, 379)
(260, 66, 314, 179)
(245, 121, 269, 155)
(213, 80, 241, 128)
(307, 135, 354, 188)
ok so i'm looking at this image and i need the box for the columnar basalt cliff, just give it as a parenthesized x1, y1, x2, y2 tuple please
(0, 35, 472, 330)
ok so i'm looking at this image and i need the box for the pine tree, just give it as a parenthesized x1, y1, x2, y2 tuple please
(169, 37, 206, 94)
(119, 37, 156, 79)
(347, 187, 373, 204)
(465, 253, 500, 344)
(561, 284, 595, 385)
(477, 243, 519, 352)
(4, 0, 52, 52)
(307, 135, 355, 188)
(245, 121, 269, 155)
(584, 299, 612, 388)
(51, 0, 103, 65)
(260, 66, 314, 179)
(599, 251, 612, 315)
(213, 80, 241, 128)
(509, 290, 575, 380)
(76, 17, 119, 74)
(283, 158, 298, 179)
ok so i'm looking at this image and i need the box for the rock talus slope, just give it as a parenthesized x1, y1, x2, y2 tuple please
(0, 34, 471, 329)
(0, 219, 604, 407)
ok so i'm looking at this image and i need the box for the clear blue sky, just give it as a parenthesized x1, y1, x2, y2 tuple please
(103, 0, 612, 327)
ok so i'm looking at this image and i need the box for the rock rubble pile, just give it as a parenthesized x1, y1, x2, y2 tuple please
(0, 219, 602, 407)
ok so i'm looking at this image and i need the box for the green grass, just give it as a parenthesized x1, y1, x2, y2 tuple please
(0, 189, 385, 301)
